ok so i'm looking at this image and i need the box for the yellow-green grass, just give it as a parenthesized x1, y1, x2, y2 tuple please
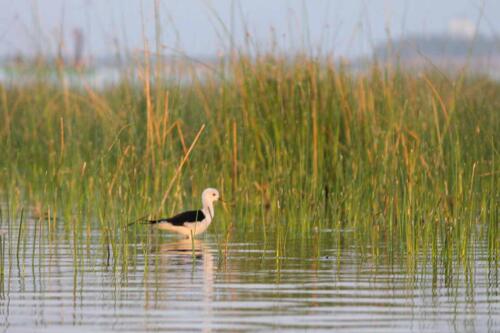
(0, 55, 498, 266)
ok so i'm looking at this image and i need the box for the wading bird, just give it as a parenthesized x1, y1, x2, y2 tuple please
(149, 188, 220, 239)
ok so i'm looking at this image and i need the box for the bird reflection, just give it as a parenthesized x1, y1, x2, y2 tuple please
(155, 238, 210, 259)
(149, 238, 215, 332)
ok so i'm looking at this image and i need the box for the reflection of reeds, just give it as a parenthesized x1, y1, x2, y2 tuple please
(0, 229, 4, 299)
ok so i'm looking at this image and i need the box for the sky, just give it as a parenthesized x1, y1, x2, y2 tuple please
(0, 0, 499, 59)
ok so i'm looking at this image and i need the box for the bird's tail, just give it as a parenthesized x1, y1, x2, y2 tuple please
(148, 218, 168, 225)
(127, 215, 151, 227)
(127, 216, 169, 227)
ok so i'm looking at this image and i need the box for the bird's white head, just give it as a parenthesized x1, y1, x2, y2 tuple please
(202, 188, 220, 208)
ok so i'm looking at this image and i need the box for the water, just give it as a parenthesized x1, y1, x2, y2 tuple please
(0, 221, 498, 332)
(0, 62, 211, 89)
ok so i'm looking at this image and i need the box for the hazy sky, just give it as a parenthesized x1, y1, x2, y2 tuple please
(0, 0, 498, 58)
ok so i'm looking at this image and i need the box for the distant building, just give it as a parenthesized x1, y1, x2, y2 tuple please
(448, 18, 476, 40)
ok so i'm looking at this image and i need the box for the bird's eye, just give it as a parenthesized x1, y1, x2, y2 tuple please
(212, 193, 216, 196)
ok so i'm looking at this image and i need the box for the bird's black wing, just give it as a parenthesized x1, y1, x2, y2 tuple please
(149, 210, 205, 226)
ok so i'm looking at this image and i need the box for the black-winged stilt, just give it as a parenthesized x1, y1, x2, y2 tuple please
(149, 188, 220, 238)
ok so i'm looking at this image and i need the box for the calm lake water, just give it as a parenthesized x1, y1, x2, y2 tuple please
(0, 221, 498, 332)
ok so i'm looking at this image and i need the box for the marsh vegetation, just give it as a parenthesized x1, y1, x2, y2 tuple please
(0, 52, 498, 331)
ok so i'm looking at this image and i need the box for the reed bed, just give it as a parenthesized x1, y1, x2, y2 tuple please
(0, 54, 498, 265)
